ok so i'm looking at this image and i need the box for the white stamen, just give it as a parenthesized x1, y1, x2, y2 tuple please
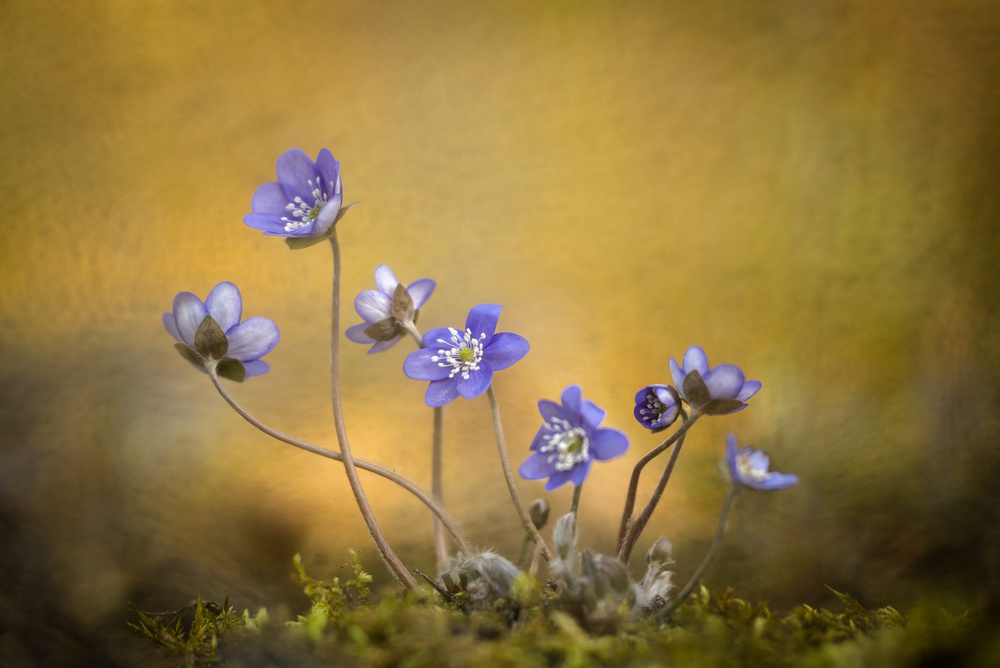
(538, 417, 590, 471)
(433, 327, 485, 380)
(281, 177, 332, 232)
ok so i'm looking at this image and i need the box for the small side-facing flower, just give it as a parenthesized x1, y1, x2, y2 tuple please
(633, 384, 680, 432)
(669, 345, 761, 415)
(163, 282, 279, 381)
(243, 148, 344, 238)
(723, 434, 798, 491)
(403, 304, 529, 407)
(345, 265, 435, 354)
(519, 385, 629, 491)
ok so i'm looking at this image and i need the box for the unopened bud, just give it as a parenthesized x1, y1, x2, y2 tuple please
(553, 512, 578, 561)
(528, 499, 550, 530)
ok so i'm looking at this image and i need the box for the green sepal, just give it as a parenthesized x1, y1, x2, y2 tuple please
(215, 357, 246, 382)
(194, 315, 228, 360)
(174, 342, 205, 367)
(682, 370, 711, 409)
(285, 201, 360, 250)
(702, 398, 746, 415)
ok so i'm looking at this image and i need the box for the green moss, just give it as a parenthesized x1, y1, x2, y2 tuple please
(129, 555, 999, 668)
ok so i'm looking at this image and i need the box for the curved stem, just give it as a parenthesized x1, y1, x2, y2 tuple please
(569, 483, 583, 518)
(659, 486, 738, 619)
(208, 370, 470, 555)
(618, 429, 689, 564)
(328, 232, 418, 590)
(486, 386, 553, 563)
(616, 412, 701, 554)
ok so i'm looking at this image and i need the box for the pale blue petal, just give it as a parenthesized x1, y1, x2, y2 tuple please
(481, 333, 529, 371)
(591, 428, 628, 460)
(275, 148, 319, 203)
(704, 364, 745, 400)
(406, 279, 436, 309)
(403, 349, 450, 381)
(345, 323, 375, 344)
(425, 376, 460, 407)
(205, 282, 242, 333)
(226, 317, 279, 362)
(466, 304, 502, 344)
(683, 346, 710, 376)
(519, 452, 554, 480)
(250, 181, 288, 215)
(736, 380, 762, 402)
(374, 265, 399, 295)
(243, 360, 271, 377)
(311, 194, 343, 238)
(367, 338, 400, 355)
(354, 290, 392, 322)
(172, 292, 208, 347)
(162, 312, 181, 343)
(456, 367, 493, 399)
(669, 358, 685, 396)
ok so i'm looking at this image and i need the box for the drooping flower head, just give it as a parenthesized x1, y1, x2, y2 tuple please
(403, 304, 529, 406)
(345, 265, 435, 354)
(669, 345, 761, 415)
(723, 434, 798, 492)
(244, 148, 344, 238)
(163, 282, 280, 381)
(519, 385, 629, 491)
(634, 384, 680, 432)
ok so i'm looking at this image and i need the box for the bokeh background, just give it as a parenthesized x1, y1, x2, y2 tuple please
(2, 0, 999, 663)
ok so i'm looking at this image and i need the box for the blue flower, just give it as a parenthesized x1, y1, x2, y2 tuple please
(403, 304, 529, 407)
(724, 434, 798, 491)
(669, 345, 761, 414)
(633, 384, 680, 432)
(163, 281, 280, 379)
(244, 148, 344, 238)
(345, 265, 435, 354)
(519, 385, 630, 491)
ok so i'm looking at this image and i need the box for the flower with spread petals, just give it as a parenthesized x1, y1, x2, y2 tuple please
(163, 282, 280, 381)
(402, 304, 529, 407)
(519, 385, 629, 490)
(634, 384, 680, 432)
(669, 345, 761, 415)
(345, 265, 435, 354)
(244, 148, 344, 238)
(724, 434, 798, 491)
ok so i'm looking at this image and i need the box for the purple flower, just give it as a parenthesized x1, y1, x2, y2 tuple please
(634, 384, 680, 432)
(403, 304, 529, 407)
(163, 282, 280, 381)
(519, 385, 629, 490)
(669, 345, 761, 414)
(724, 434, 798, 491)
(243, 148, 344, 238)
(345, 265, 435, 354)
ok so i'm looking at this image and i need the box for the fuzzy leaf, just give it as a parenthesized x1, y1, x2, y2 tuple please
(215, 357, 246, 382)
(391, 282, 414, 322)
(174, 343, 205, 367)
(364, 317, 403, 342)
(702, 398, 746, 415)
(682, 370, 711, 408)
(285, 201, 359, 250)
(194, 315, 228, 359)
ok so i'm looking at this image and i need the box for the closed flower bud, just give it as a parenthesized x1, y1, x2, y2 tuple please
(528, 499, 550, 530)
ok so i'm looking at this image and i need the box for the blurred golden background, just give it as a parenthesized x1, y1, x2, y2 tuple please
(2, 0, 999, 662)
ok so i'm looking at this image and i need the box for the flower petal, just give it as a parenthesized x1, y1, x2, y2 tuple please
(736, 380, 762, 402)
(725, 434, 739, 478)
(243, 360, 271, 377)
(315, 149, 340, 193)
(425, 376, 460, 407)
(579, 399, 606, 430)
(567, 460, 593, 487)
(560, 385, 583, 416)
(366, 338, 400, 355)
(669, 358, 686, 396)
(682, 346, 710, 376)
(403, 348, 450, 381)
(544, 469, 575, 491)
(481, 333, 529, 371)
(466, 304, 502, 344)
(591, 428, 629, 460)
(205, 282, 242, 333)
(275, 148, 320, 204)
(354, 290, 392, 323)
(250, 181, 288, 215)
(172, 292, 209, 347)
(225, 317, 280, 362)
(244, 213, 293, 235)
(163, 312, 181, 343)
(406, 279, 436, 309)
(537, 399, 562, 423)
(422, 326, 456, 349)
(704, 364, 745, 400)
(519, 452, 554, 480)
(345, 322, 375, 344)
(456, 366, 493, 399)
(374, 265, 400, 295)
(311, 194, 343, 238)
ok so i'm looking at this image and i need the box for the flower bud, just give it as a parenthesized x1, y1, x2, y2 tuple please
(528, 499, 550, 530)
(553, 512, 578, 561)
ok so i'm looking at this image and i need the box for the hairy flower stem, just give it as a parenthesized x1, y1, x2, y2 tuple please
(618, 429, 689, 564)
(329, 232, 418, 590)
(207, 370, 470, 555)
(403, 320, 450, 574)
(659, 486, 737, 619)
(570, 484, 583, 518)
(616, 412, 701, 558)
(486, 386, 554, 564)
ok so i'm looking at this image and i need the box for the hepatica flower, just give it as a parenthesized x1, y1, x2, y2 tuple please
(634, 384, 680, 432)
(724, 434, 798, 492)
(519, 385, 629, 491)
(403, 304, 529, 407)
(163, 282, 279, 381)
(346, 265, 435, 354)
(669, 345, 761, 415)
(244, 148, 344, 238)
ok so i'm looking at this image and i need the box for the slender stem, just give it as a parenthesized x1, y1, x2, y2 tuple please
(207, 370, 471, 555)
(431, 405, 448, 572)
(659, 486, 738, 619)
(569, 484, 583, 518)
(616, 412, 701, 554)
(403, 320, 424, 348)
(618, 429, 689, 564)
(328, 232, 418, 590)
(486, 386, 553, 563)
